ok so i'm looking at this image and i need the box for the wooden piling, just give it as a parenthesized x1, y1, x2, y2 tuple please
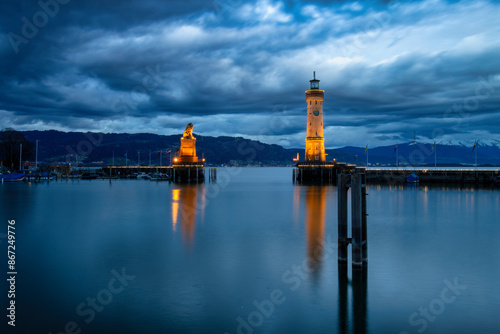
(336, 169, 368, 334)
(352, 265, 368, 334)
(361, 172, 368, 264)
(337, 173, 349, 263)
(351, 170, 367, 267)
(338, 169, 367, 268)
(351, 172, 362, 266)
(338, 261, 348, 334)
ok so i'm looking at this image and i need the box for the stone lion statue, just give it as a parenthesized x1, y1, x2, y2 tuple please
(183, 123, 194, 138)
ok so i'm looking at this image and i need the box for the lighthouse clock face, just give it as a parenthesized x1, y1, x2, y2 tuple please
(313, 110, 319, 116)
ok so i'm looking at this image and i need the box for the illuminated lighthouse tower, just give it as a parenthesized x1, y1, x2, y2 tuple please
(305, 72, 326, 162)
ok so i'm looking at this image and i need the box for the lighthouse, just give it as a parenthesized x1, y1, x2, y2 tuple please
(295, 72, 354, 185)
(305, 72, 326, 162)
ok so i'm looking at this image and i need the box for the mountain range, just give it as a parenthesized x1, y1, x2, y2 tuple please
(21, 130, 500, 166)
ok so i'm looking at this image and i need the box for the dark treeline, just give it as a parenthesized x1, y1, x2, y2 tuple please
(0, 128, 35, 170)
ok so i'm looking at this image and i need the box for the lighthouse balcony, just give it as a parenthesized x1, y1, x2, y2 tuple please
(305, 90, 324, 97)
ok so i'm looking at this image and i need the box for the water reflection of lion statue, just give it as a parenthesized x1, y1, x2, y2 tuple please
(183, 123, 194, 138)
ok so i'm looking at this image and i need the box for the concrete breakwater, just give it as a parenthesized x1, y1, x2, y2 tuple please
(366, 168, 500, 185)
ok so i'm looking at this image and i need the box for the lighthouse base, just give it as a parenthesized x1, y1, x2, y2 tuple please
(293, 161, 357, 185)
(305, 137, 326, 162)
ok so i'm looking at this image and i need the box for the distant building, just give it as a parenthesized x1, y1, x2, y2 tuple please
(21, 161, 37, 172)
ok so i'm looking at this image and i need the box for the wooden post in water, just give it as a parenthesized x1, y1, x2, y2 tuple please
(351, 172, 362, 266)
(338, 260, 348, 334)
(352, 265, 368, 334)
(338, 171, 368, 334)
(337, 173, 349, 263)
(337, 169, 368, 334)
(351, 170, 367, 267)
(361, 172, 367, 264)
(338, 169, 367, 267)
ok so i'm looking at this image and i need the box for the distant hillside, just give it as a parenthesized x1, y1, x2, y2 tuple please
(21, 130, 500, 166)
(22, 130, 297, 166)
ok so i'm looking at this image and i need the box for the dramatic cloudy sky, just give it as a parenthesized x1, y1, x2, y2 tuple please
(1, 0, 500, 148)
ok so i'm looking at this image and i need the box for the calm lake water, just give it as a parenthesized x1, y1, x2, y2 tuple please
(1, 167, 500, 334)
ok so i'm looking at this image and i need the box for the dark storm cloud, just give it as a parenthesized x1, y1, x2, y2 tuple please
(1, 0, 499, 147)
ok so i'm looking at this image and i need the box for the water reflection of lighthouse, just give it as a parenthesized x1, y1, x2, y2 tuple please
(171, 185, 205, 245)
(304, 186, 327, 272)
(297, 185, 368, 334)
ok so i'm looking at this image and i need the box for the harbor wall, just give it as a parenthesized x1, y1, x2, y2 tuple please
(365, 168, 499, 185)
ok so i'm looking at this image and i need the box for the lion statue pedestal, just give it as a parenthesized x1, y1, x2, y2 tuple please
(178, 123, 198, 163)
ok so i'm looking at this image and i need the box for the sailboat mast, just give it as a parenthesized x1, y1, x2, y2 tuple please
(475, 143, 478, 170)
(19, 144, 22, 171)
(396, 144, 399, 169)
(413, 131, 416, 171)
(35, 140, 38, 170)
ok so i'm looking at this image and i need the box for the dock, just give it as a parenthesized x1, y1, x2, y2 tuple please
(294, 164, 499, 186)
(366, 168, 500, 185)
(293, 162, 356, 185)
(105, 166, 173, 177)
(103, 165, 207, 183)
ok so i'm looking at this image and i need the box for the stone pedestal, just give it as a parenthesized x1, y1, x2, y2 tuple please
(179, 137, 198, 163)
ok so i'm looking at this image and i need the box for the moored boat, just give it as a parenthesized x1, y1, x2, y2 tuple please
(36, 172, 54, 180)
(406, 172, 420, 183)
(137, 172, 151, 179)
(81, 173, 98, 180)
(150, 173, 170, 181)
(1, 173, 26, 182)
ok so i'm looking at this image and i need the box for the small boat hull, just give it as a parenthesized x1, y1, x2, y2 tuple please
(36, 172, 53, 180)
(80, 174, 98, 180)
(1, 173, 25, 182)
(406, 173, 420, 183)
